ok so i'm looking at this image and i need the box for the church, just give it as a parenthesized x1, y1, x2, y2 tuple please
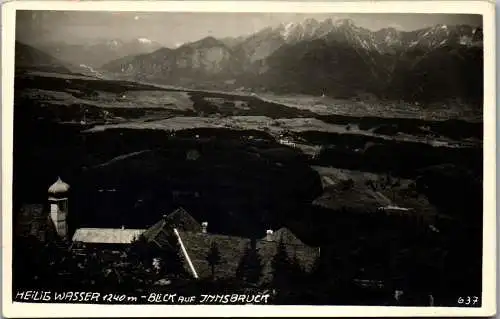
(13, 177, 436, 305)
(15, 177, 319, 283)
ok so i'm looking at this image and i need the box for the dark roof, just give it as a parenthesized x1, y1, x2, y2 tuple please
(19, 204, 44, 220)
(141, 219, 173, 249)
(142, 207, 201, 249)
(177, 230, 319, 283)
(165, 207, 202, 232)
(16, 204, 54, 239)
(138, 208, 318, 283)
(261, 227, 306, 246)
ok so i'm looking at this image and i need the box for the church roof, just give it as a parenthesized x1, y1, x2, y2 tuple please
(72, 228, 145, 244)
(48, 177, 70, 195)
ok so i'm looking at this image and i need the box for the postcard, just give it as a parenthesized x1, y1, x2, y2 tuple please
(1, 0, 496, 317)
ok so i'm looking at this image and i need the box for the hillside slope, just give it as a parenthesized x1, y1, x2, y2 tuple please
(15, 41, 71, 74)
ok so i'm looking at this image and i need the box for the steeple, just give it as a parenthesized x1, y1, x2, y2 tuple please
(48, 177, 70, 240)
(48, 176, 70, 197)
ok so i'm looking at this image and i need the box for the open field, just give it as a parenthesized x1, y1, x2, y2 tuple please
(86, 116, 479, 149)
(112, 76, 482, 123)
(16, 71, 481, 149)
(257, 92, 483, 123)
(16, 72, 482, 147)
(18, 72, 194, 111)
(311, 166, 441, 219)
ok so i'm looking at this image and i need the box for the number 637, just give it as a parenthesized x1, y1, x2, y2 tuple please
(458, 296, 479, 305)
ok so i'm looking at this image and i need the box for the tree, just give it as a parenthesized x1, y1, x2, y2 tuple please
(162, 235, 189, 278)
(205, 241, 223, 280)
(128, 235, 153, 267)
(236, 241, 263, 285)
(385, 173, 393, 188)
(85, 251, 105, 287)
(289, 253, 306, 285)
(304, 252, 333, 304)
(128, 233, 188, 279)
(271, 240, 292, 287)
(310, 253, 323, 283)
(13, 236, 46, 289)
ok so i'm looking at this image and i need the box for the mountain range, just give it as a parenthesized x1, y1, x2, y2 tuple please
(33, 38, 163, 69)
(17, 18, 483, 103)
(101, 19, 483, 103)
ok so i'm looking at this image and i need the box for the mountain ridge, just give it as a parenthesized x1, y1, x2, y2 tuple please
(15, 41, 72, 74)
(22, 17, 484, 104)
(32, 38, 164, 68)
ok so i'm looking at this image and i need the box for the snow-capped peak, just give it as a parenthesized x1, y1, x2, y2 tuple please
(277, 18, 338, 41)
(107, 39, 121, 47)
(137, 37, 153, 44)
(281, 22, 298, 39)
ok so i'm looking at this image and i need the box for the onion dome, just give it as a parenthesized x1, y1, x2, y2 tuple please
(48, 177, 70, 196)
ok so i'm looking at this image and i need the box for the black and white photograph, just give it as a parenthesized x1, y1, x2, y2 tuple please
(2, 1, 496, 317)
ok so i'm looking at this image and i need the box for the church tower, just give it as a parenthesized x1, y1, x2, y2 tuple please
(48, 177, 70, 240)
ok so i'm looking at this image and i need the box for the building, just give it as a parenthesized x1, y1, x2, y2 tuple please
(18, 178, 318, 285)
(70, 206, 318, 284)
(15, 177, 71, 242)
(15, 204, 54, 242)
(70, 207, 200, 249)
(171, 225, 319, 283)
(136, 211, 319, 283)
(48, 177, 70, 240)
(141, 207, 202, 249)
(72, 227, 144, 246)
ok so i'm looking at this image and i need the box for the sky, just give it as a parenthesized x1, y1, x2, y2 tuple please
(16, 11, 482, 48)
